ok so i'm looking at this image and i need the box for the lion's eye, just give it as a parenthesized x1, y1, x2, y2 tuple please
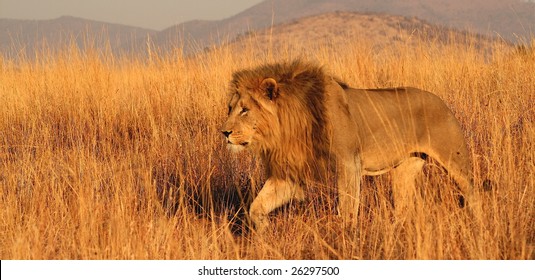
(240, 107, 249, 115)
(228, 106, 232, 115)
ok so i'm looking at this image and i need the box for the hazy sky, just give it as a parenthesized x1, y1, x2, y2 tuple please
(0, 0, 265, 30)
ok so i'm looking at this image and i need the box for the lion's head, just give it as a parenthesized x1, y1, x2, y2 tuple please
(220, 60, 333, 180)
(220, 76, 279, 153)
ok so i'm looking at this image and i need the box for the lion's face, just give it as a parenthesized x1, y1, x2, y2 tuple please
(220, 93, 265, 153)
(221, 78, 279, 153)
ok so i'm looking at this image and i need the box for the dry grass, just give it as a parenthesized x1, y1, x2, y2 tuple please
(0, 36, 533, 260)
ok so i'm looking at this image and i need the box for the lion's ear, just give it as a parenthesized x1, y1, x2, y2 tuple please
(260, 78, 278, 100)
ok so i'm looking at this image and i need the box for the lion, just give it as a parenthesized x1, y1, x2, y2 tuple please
(220, 60, 474, 232)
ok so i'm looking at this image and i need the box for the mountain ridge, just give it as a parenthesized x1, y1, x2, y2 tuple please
(0, 15, 156, 57)
(159, 0, 533, 48)
(1, 0, 532, 58)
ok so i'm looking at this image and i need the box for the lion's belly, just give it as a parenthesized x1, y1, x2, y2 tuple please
(358, 137, 418, 176)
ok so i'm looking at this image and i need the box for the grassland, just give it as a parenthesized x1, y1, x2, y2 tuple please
(0, 36, 533, 259)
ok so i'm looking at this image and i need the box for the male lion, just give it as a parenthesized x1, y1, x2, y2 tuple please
(221, 60, 473, 232)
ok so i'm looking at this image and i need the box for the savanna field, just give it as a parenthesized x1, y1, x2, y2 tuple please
(0, 36, 533, 259)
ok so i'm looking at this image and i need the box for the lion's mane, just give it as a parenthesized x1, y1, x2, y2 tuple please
(231, 61, 340, 183)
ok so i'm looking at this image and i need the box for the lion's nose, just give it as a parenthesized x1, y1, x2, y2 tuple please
(222, 130, 232, 138)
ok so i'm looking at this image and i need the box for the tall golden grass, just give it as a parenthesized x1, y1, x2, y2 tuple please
(0, 36, 533, 259)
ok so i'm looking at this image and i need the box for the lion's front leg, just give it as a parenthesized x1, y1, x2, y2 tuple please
(249, 178, 305, 233)
(337, 156, 362, 227)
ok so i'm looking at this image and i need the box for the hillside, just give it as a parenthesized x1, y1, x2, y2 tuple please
(157, 0, 534, 52)
(223, 12, 502, 56)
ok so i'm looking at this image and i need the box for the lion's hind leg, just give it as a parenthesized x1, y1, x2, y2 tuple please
(391, 157, 426, 216)
(249, 178, 305, 233)
(423, 145, 474, 208)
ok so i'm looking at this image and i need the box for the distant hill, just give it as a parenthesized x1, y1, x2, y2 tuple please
(157, 0, 534, 52)
(1, 0, 533, 58)
(0, 16, 156, 58)
(223, 11, 502, 55)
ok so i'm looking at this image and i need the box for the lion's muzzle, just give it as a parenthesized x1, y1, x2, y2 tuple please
(221, 129, 250, 150)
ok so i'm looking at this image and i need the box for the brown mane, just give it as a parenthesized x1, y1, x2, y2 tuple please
(231, 60, 334, 183)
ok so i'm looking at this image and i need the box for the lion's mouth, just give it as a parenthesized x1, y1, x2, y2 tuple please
(226, 140, 250, 153)
(226, 140, 250, 147)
